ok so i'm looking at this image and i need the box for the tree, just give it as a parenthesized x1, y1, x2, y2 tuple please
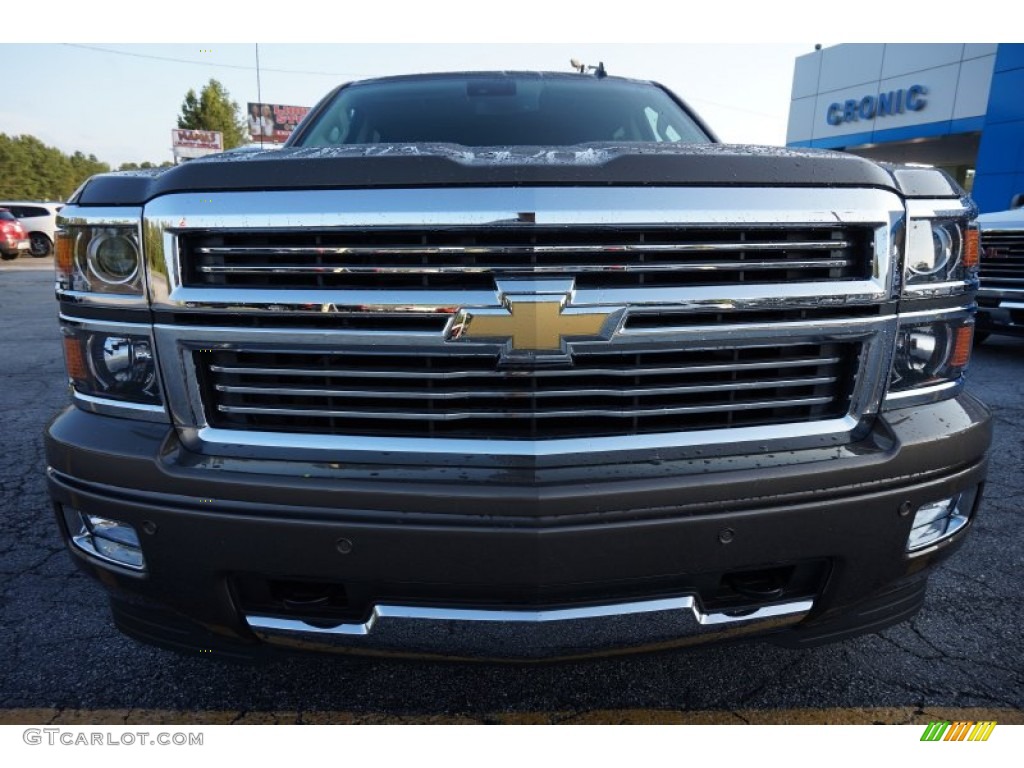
(118, 161, 173, 171)
(177, 79, 248, 150)
(0, 134, 109, 201)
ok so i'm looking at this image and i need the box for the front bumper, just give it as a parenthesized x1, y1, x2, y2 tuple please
(45, 393, 991, 661)
(977, 294, 1024, 338)
(0, 238, 30, 256)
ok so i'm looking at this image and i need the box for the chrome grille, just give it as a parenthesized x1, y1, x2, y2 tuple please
(180, 226, 874, 291)
(145, 186, 905, 454)
(198, 343, 860, 440)
(980, 230, 1024, 291)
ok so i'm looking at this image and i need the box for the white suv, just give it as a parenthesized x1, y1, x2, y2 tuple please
(0, 201, 63, 257)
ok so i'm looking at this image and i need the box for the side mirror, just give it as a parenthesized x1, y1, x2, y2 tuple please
(1010, 193, 1024, 209)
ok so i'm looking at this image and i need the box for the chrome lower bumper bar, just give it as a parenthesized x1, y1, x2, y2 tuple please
(245, 596, 813, 661)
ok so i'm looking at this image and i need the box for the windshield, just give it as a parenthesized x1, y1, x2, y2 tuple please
(295, 74, 712, 148)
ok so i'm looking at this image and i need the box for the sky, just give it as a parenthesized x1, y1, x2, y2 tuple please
(0, 2, 1003, 170)
(0, 42, 814, 168)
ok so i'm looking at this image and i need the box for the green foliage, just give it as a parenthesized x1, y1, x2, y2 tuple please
(118, 161, 173, 171)
(0, 134, 110, 201)
(177, 79, 248, 149)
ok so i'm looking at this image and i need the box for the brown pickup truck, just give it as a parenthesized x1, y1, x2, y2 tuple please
(46, 71, 990, 660)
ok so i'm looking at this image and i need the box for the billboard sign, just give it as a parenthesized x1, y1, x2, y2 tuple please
(247, 103, 310, 144)
(171, 129, 224, 160)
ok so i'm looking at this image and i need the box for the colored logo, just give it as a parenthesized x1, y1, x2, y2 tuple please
(448, 295, 619, 359)
(920, 720, 996, 742)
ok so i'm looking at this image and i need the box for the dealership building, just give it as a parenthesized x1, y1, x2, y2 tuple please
(786, 43, 1024, 213)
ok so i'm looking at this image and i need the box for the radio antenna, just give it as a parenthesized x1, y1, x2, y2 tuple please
(255, 43, 264, 148)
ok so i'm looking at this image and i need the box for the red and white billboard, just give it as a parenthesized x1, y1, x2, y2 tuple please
(247, 103, 310, 144)
(171, 129, 224, 161)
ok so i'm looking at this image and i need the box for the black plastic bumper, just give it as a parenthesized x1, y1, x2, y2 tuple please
(44, 393, 991, 660)
(977, 297, 1024, 338)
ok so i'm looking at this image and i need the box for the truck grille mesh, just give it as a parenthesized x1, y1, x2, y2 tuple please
(980, 231, 1024, 291)
(197, 342, 859, 440)
(180, 226, 874, 291)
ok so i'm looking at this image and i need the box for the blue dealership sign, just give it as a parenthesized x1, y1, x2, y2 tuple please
(827, 85, 928, 126)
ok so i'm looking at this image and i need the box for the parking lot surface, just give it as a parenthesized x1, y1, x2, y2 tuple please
(0, 261, 1021, 724)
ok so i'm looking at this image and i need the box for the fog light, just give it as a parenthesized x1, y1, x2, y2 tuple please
(906, 486, 979, 553)
(61, 506, 145, 570)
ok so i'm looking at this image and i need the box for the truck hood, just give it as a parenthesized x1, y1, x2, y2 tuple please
(71, 143, 943, 206)
(977, 208, 1024, 228)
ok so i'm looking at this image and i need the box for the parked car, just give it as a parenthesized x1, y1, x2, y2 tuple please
(0, 201, 63, 257)
(0, 208, 31, 260)
(0, 210, 31, 262)
(976, 199, 1024, 343)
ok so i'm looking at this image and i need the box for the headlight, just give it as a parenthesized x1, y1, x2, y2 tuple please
(888, 315, 974, 395)
(56, 225, 143, 295)
(61, 325, 161, 405)
(89, 231, 140, 284)
(904, 219, 979, 289)
(908, 222, 956, 277)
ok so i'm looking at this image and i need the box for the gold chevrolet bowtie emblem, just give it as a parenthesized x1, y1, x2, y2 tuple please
(450, 297, 616, 352)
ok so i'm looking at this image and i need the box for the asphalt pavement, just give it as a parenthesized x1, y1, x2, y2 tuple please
(0, 259, 1021, 724)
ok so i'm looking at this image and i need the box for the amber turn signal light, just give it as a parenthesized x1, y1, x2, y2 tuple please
(55, 232, 74, 277)
(964, 228, 980, 269)
(62, 335, 89, 382)
(949, 325, 974, 369)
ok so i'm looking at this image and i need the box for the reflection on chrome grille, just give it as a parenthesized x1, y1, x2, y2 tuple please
(180, 226, 874, 291)
(980, 231, 1024, 291)
(198, 343, 859, 440)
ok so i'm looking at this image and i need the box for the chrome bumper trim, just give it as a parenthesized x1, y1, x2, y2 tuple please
(883, 379, 964, 410)
(244, 596, 813, 660)
(192, 416, 861, 461)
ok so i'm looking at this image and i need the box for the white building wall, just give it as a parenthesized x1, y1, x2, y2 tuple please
(954, 55, 996, 120)
(817, 44, 885, 93)
(787, 44, 996, 146)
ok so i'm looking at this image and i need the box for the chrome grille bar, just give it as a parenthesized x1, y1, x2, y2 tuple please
(217, 397, 837, 421)
(198, 259, 854, 275)
(196, 239, 851, 257)
(209, 355, 842, 380)
(213, 376, 837, 399)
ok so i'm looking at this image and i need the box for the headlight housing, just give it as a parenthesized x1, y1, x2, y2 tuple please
(61, 325, 161, 406)
(56, 225, 143, 296)
(56, 208, 164, 420)
(903, 218, 979, 290)
(886, 313, 974, 404)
